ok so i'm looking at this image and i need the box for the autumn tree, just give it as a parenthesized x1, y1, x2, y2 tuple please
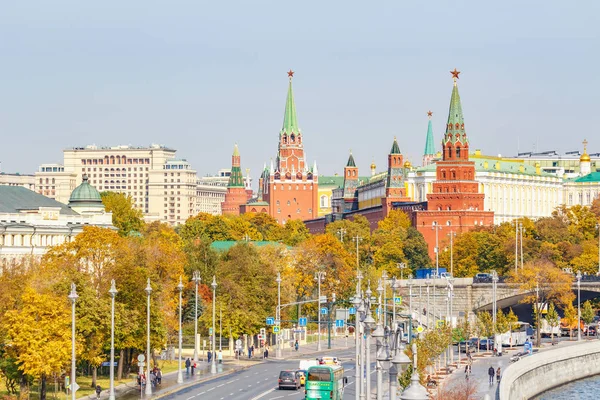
(101, 191, 144, 236)
(475, 312, 494, 351)
(282, 219, 310, 246)
(2, 288, 71, 400)
(581, 300, 595, 336)
(546, 303, 560, 344)
(510, 259, 575, 346)
(563, 303, 578, 340)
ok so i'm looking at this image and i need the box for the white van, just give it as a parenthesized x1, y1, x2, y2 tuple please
(298, 359, 319, 371)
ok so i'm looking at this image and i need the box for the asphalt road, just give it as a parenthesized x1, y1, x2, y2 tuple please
(161, 347, 372, 400)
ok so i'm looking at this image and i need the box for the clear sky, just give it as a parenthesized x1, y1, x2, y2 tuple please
(1, 1, 598, 180)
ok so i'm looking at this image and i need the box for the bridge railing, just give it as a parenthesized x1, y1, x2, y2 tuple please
(473, 274, 600, 284)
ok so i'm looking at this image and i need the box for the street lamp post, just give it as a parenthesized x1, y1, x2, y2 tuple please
(391, 277, 398, 329)
(68, 283, 78, 400)
(432, 222, 442, 276)
(372, 320, 384, 400)
(276, 272, 282, 358)
(407, 275, 413, 321)
(492, 271, 498, 331)
(577, 271, 582, 341)
(597, 224, 600, 275)
(192, 271, 201, 363)
(400, 343, 429, 400)
(514, 221, 519, 274)
(381, 270, 388, 327)
(108, 280, 118, 400)
(144, 279, 152, 396)
(448, 231, 456, 276)
(520, 224, 525, 270)
(353, 271, 363, 400)
(315, 271, 326, 351)
(390, 329, 411, 400)
(176, 277, 184, 383)
(398, 262, 406, 280)
(211, 276, 217, 374)
(425, 277, 431, 329)
(363, 286, 375, 400)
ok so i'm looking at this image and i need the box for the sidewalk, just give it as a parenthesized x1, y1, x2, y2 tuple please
(86, 358, 260, 400)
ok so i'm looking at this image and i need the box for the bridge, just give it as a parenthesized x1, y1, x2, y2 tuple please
(396, 276, 600, 323)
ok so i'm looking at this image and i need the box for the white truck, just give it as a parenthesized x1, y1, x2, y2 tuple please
(539, 319, 561, 338)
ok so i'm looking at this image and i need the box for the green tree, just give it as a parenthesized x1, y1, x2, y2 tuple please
(581, 300, 595, 337)
(475, 312, 494, 351)
(402, 227, 432, 270)
(2, 288, 71, 400)
(101, 191, 144, 236)
(546, 303, 560, 345)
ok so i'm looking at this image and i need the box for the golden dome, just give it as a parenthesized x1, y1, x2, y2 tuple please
(370, 162, 376, 169)
(404, 160, 412, 169)
(581, 139, 591, 162)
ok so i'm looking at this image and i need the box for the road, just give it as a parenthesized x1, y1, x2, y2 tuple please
(161, 347, 374, 400)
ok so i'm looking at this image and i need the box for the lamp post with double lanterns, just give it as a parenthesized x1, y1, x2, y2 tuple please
(68, 283, 78, 400)
(400, 343, 429, 400)
(577, 271, 582, 341)
(211, 276, 217, 374)
(176, 277, 184, 384)
(108, 280, 117, 400)
(315, 271, 326, 351)
(276, 272, 282, 358)
(144, 279, 153, 396)
(192, 271, 201, 363)
(363, 285, 375, 400)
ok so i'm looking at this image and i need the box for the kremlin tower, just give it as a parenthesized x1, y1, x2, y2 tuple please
(221, 144, 249, 215)
(382, 137, 411, 216)
(415, 69, 494, 260)
(423, 111, 436, 166)
(259, 71, 319, 224)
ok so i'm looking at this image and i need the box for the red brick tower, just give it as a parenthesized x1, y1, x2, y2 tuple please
(382, 137, 412, 216)
(221, 144, 248, 215)
(415, 69, 494, 260)
(262, 70, 318, 224)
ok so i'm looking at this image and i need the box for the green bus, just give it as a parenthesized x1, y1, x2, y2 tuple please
(305, 365, 347, 399)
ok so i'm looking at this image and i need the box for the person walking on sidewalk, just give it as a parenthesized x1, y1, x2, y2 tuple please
(208, 350, 212, 364)
(264, 346, 269, 359)
(191, 361, 196, 375)
(488, 366, 495, 384)
(217, 350, 223, 364)
(185, 358, 191, 375)
(496, 367, 501, 383)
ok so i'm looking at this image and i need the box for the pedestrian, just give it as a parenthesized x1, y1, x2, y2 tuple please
(488, 366, 495, 384)
(150, 371, 156, 387)
(294, 340, 299, 351)
(185, 358, 191, 375)
(248, 347, 252, 359)
(95, 385, 102, 400)
(156, 368, 162, 385)
(251, 345, 254, 357)
(191, 361, 196, 375)
(496, 367, 501, 383)
(208, 350, 212, 364)
(464, 364, 470, 380)
(218, 350, 223, 364)
(264, 346, 269, 359)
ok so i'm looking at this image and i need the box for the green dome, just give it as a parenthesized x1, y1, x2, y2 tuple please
(69, 175, 103, 207)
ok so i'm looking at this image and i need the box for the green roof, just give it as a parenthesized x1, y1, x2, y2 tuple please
(346, 153, 356, 167)
(319, 176, 345, 188)
(390, 138, 401, 154)
(413, 154, 555, 177)
(573, 172, 600, 183)
(282, 77, 299, 134)
(69, 175, 103, 207)
(0, 186, 78, 215)
(424, 119, 435, 155)
(210, 240, 289, 252)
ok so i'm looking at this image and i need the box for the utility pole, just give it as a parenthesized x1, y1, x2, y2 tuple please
(514, 220, 519, 274)
(520, 224, 525, 270)
(448, 231, 456, 276)
(338, 228, 347, 243)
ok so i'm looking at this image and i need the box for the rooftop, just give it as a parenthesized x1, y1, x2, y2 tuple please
(67, 144, 175, 152)
(0, 186, 78, 215)
(210, 240, 290, 252)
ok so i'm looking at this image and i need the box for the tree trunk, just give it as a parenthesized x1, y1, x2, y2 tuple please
(91, 366, 97, 388)
(20, 374, 28, 397)
(40, 374, 47, 400)
(117, 349, 124, 380)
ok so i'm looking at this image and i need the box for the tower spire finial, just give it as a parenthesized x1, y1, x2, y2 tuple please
(450, 68, 461, 86)
(427, 110, 433, 119)
(287, 69, 294, 80)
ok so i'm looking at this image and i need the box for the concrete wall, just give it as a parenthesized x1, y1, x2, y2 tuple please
(498, 341, 600, 400)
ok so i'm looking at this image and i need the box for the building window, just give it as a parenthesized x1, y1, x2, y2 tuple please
(320, 195, 328, 208)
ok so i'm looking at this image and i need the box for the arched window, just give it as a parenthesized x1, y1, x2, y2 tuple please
(283, 135, 288, 144)
(442, 170, 446, 179)
(352, 170, 356, 177)
(456, 147, 461, 158)
(320, 195, 328, 208)
(451, 171, 456, 179)
(290, 134, 295, 142)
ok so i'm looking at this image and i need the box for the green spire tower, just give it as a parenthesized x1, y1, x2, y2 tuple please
(442, 69, 469, 161)
(227, 144, 245, 188)
(281, 70, 299, 135)
(423, 111, 436, 166)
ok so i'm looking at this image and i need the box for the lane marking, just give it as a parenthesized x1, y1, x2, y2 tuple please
(249, 387, 276, 400)
(207, 387, 215, 392)
(217, 384, 224, 387)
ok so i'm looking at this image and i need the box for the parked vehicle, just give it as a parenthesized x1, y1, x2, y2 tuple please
(478, 338, 494, 350)
(296, 370, 306, 386)
(499, 322, 531, 346)
(278, 370, 301, 390)
(458, 339, 477, 353)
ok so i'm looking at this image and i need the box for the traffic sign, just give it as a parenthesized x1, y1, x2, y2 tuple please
(335, 319, 345, 328)
(349, 307, 356, 315)
(71, 382, 80, 393)
(321, 307, 328, 315)
(394, 297, 402, 304)
(137, 354, 145, 362)
(236, 339, 242, 346)
(299, 317, 307, 327)
(209, 327, 213, 335)
(273, 326, 280, 333)
(416, 326, 424, 333)
(266, 317, 275, 326)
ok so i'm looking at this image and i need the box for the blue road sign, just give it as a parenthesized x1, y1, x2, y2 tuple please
(335, 319, 345, 328)
(266, 317, 275, 326)
(321, 307, 328, 315)
(394, 297, 402, 304)
(273, 326, 280, 333)
(298, 317, 307, 327)
(349, 307, 356, 315)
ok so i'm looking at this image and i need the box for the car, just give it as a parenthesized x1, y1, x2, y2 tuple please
(296, 370, 306, 386)
(458, 339, 477, 353)
(318, 356, 340, 366)
(478, 338, 494, 350)
(278, 370, 301, 390)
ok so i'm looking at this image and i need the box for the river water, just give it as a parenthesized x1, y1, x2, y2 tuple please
(532, 374, 600, 399)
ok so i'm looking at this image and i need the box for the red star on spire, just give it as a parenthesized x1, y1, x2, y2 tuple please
(450, 68, 461, 80)
(287, 70, 295, 78)
(427, 110, 433, 117)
